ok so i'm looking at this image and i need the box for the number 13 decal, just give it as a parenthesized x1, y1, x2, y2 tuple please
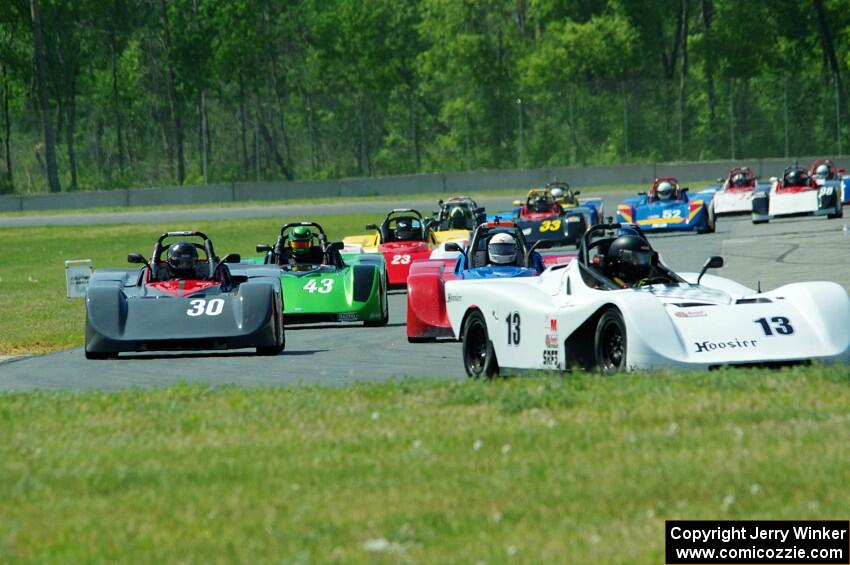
(506, 311, 521, 345)
(754, 316, 794, 336)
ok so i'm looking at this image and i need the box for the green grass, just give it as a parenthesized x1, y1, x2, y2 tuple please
(0, 180, 717, 217)
(1, 368, 849, 562)
(0, 214, 372, 354)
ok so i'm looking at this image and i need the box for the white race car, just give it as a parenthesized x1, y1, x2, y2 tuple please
(710, 166, 765, 215)
(445, 222, 850, 376)
(751, 165, 842, 224)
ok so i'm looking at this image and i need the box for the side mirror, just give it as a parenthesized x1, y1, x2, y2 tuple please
(128, 253, 146, 264)
(327, 241, 344, 252)
(223, 253, 241, 264)
(256, 244, 272, 253)
(697, 255, 724, 285)
(444, 242, 463, 253)
(681, 187, 690, 192)
(574, 190, 581, 196)
(438, 199, 444, 206)
(637, 191, 647, 196)
(717, 177, 724, 183)
(365, 223, 378, 231)
(512, 199, 523, 207)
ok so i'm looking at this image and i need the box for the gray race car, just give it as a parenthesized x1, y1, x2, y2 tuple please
(84, 231, 284, 359)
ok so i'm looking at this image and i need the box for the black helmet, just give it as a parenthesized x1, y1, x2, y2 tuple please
(606, 235, 654, 283)
(395, 219, 415, 241)
(449, 206, 467, 229)
(784, 167, 807, 187)
(532, 195, 549, 212)
(167, 242, 199, 278)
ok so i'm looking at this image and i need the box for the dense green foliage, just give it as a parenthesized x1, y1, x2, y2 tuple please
(2, 369, 850, 561)
(1, 0, 849, 194)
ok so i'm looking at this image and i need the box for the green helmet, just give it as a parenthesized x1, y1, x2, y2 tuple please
(449, 206, 467, 229)
(290, 226, 313, 255)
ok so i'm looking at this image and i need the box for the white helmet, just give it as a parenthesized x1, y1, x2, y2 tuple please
(656, 181, 674, 200)
(549, 187, 564, 200)
(488, 232, 517, 265)
(814, 164, 831, 179)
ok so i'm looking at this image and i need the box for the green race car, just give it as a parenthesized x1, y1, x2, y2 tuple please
(252, 222, 389, 326)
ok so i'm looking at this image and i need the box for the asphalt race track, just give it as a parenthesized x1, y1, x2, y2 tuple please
(2, 191, 849, 390)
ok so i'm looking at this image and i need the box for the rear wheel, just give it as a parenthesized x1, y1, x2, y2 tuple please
(827, 203, 843, 219)
(594, 309, 627, 374)
(462, 310, 499, 378)
(364, 277, 389, 327)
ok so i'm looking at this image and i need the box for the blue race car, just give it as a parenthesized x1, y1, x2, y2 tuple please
(616, 178, 716, 234)
(405, 219, 575, 341)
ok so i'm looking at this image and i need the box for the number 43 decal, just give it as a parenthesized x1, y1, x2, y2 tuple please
(303, 278, 334, 293)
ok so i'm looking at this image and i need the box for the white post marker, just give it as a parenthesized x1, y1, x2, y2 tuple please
(65, 259, 92, 299)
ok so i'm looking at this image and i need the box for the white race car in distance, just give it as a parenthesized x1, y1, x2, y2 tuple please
(752, 165, 842, 224)
(445, 222, 850, 376)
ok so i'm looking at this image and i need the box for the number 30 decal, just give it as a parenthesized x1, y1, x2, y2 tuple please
(391, 254, 411, 265)
(186, 298, 225, 317)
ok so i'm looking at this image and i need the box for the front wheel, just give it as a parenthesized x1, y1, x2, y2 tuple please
(257, 299, 285, 355)
(700, 206, 716, 233)
(462, 310, 499, 379)
(594, 309, 627, 374)
(364, 277, 389, 327)
(85, 350, 116, 360)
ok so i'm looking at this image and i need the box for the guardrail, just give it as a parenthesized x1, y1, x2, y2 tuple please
(1, 156, 847, 213)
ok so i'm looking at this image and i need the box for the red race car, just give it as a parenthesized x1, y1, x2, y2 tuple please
(343, 208, 437, 287)
(406, 220, 574, 342)
(512, 188, 564, 221)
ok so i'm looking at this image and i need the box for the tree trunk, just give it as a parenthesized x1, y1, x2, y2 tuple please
(110, 32, 125, 174)
(30, 0, 61, 192)
(238, 74, 249, 177)
(409, 91, 420, 171)
(159, 0, 185, 184)
(1, 64, 12, 192)
(65, 87, 78, 190)
(812, 0, 846, 118)
(678, 0, 690, 159)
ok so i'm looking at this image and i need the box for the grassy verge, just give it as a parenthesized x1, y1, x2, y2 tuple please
(0, 180, 717, 217)
(1, 368, 848, 562)
(0, 214, 370, 354)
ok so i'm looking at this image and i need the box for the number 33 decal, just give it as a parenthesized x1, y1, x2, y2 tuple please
(186, 298, 225, 316)
(539, 220, 561, 232)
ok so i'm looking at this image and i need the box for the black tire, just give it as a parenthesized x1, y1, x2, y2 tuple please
(364, 277, 389, 327)
(407, 336, 436, 343)
(594, 309, 627, 374)
(827, 204, 843, 219)
(85, 350, 116, 360)
(700, 205, 716, 233)
(752, 218, 769, 225)
(461, 310, 499, 378)
(257, 299, 285, 356)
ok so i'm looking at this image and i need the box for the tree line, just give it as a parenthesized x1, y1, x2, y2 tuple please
(0, 0, 848, 194)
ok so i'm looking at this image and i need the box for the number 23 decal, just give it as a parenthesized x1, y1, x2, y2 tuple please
(186, 298, 225, 316)
(391, 254, 411, 265)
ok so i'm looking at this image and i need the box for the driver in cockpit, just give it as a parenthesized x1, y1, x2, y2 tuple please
(603, 234, 658, 288)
